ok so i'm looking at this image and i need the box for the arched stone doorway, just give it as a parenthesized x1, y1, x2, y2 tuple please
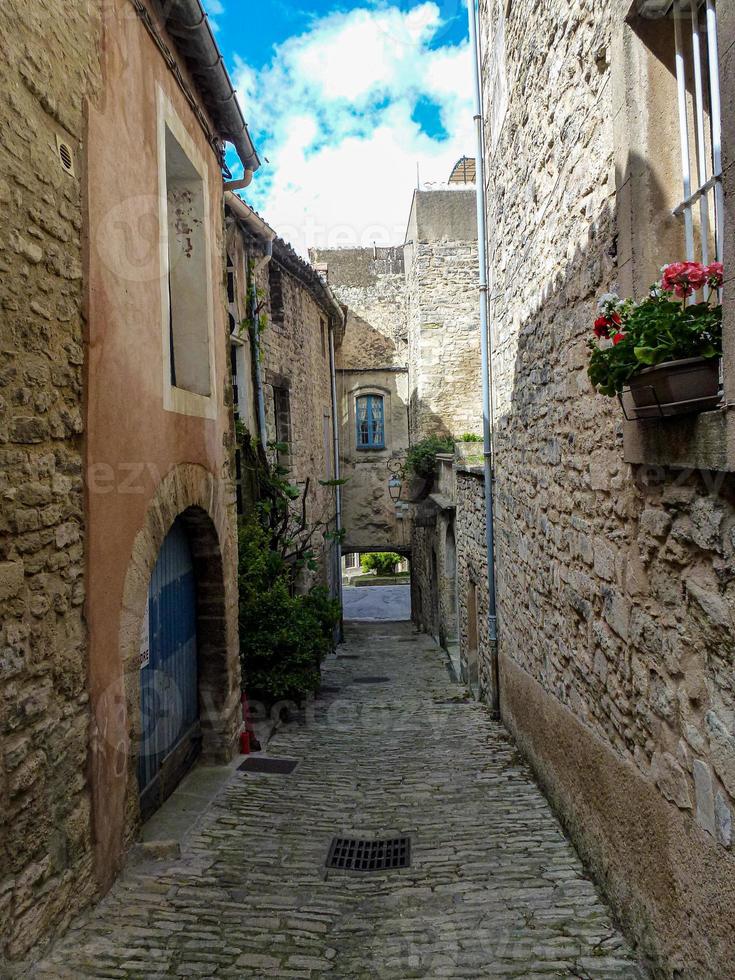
(92, 464, 240, 881)
(135, 505, 236, 819)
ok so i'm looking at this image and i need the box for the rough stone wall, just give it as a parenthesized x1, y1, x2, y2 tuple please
(433, 458, 459, 650)
(310, 247, 407, 366)
(255, 254, 339, 590)
(409, 522, 436, 636)
(0, 0, 102, 962)
(455, 470, 491, 691)
(405, 190, 482, 644)
(472, 0, 735, 973)
(404, 192, 481, 442)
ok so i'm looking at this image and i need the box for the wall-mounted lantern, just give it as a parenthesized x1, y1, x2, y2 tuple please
(388, 474, 403, 502)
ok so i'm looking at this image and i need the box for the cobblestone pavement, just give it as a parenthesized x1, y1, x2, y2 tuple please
(341, 585, 411, 621)
(32, 622, 647, 979)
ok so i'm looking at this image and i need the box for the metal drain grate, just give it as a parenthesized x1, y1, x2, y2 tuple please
(352, 676, 390, 684)
(319, 685, 342, 694)
(326, 836, 411, 872)
(239, 757, 298, 774)
(337, 654, 360, 660)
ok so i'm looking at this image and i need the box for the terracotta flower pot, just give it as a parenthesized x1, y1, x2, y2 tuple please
(627, 356, 722, 419)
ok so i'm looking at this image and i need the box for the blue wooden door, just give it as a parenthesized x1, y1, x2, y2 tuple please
(138, 518, 199, 814)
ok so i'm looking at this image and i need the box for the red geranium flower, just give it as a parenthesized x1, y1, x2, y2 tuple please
(612, 332, 626, 345)
(593, 316, 610, 339)
(661, 261, 708, 298)
(611, 312, 622, 326)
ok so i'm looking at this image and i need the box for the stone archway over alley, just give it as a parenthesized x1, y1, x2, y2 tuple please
(33, 621, 645, 979)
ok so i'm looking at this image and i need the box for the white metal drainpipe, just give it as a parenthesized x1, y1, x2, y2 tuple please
(467, 0, 500, 718)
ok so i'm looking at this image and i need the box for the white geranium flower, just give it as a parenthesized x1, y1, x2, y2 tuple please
(597, 292, 620, 310)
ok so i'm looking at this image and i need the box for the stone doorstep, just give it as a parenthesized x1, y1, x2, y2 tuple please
(139, 755, 244, 849)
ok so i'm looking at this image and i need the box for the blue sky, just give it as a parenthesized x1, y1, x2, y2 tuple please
(207, 0, 473, 254)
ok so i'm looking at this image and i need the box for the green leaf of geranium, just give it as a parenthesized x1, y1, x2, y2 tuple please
(633, 346, 657, 365)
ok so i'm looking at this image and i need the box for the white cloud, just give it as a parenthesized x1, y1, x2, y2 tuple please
(231, 4, 473, 255)
(206, 0, 224, 31)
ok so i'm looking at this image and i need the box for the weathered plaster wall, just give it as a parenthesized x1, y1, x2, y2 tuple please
(312, 248, 410, 554)
(404, 190, 481, 442)
(470, 0, 735, 973)
(336, 367, 410, 555)
(85, 0, 240, 894)
(0, 0, 102, 961)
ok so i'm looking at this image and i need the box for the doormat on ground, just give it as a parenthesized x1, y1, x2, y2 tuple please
(239, 757, 298, 774)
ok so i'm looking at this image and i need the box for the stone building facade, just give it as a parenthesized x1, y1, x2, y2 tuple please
(442, 0, 735, 974)
(0, 0, 103, 961)
(313, 191, 481, 566)
(226, 199, 343, 594)
(405, 189, 481, 441)
(1, 0, 258, 964)
(404, 188, 484, 643)
(310, 247, 411, 557)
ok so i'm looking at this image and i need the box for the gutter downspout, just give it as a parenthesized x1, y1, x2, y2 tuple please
(327, 316, 345, 641)
(225, 191, 274, 449)
(163, 0, 260, 173)
(467, 0, 500, 718)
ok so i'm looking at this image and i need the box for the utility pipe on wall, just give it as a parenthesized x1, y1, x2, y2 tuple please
(328, 319, 345, 640)
(467, 0, 500, 718)
(225, 191, 274, 450)
(250, 244, 272, 452)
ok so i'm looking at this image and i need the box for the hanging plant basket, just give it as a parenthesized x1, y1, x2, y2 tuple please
(621, 356, 722, 421)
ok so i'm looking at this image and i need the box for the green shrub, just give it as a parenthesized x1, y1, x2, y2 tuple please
(405, 435, 455, 479)
(360, 552, 403, 576)
(459, 433, 483, 442)
(238, 522, 340, 705)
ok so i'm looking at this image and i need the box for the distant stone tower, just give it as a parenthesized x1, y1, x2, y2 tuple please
(404, 180, 481, 442)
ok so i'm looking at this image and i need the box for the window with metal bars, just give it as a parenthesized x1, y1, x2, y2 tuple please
(273, 385, 292, 467)
(670, 0, 723, 268)
(356, 394, 385, 449)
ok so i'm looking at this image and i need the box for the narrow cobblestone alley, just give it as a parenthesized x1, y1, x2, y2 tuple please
(32, 623, 646, 979)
